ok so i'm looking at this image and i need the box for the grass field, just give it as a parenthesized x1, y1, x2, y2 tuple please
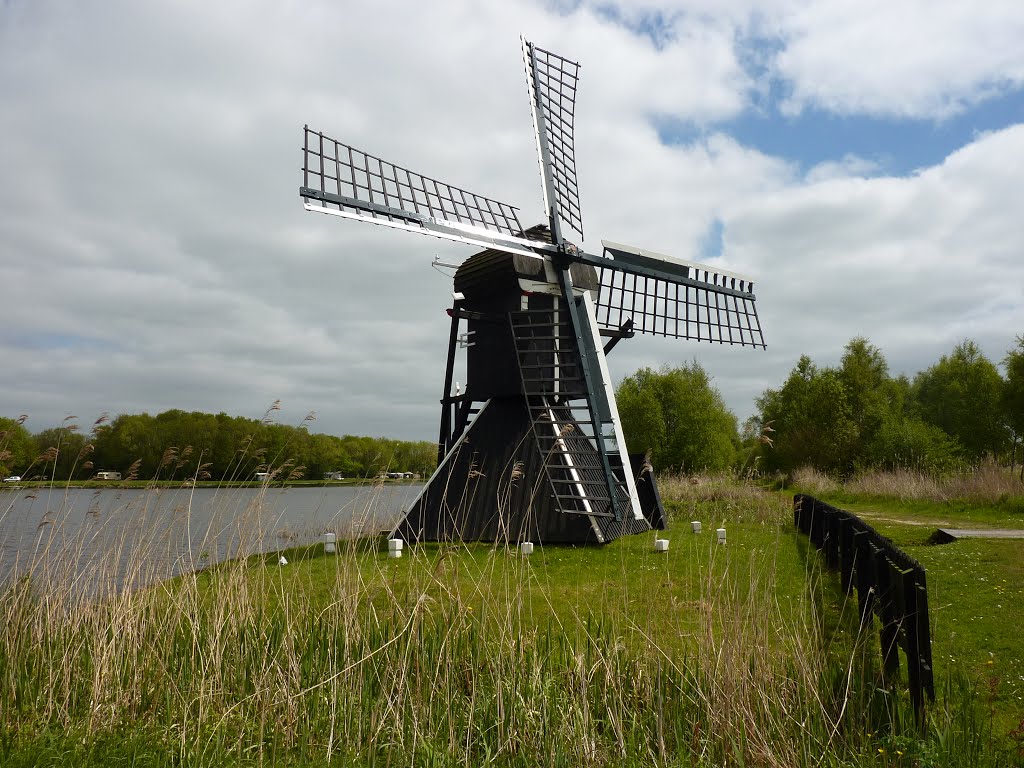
(1, 472, 1022, 766)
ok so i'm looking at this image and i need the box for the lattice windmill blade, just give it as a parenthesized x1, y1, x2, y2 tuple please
(299, 126, 553, 260)
(582, 241, 766, 348)
(522, 38, 583, 246)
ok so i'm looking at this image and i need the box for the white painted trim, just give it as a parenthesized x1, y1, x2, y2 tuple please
(581, 293, 645, 521)
(303, 203, 549, 261)
(601, 239, 754, 283)
(522, 37, 552, 219)
(546, 403, 592, 517)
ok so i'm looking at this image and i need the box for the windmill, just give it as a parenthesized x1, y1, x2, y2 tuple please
(299, 39, 765, 545)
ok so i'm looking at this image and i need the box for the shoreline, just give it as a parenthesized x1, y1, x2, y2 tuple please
(1, 478, 422, 491)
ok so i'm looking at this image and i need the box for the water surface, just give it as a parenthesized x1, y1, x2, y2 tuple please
(0, 484, 421, 593)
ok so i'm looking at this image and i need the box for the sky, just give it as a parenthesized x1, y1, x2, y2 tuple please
(1, 0, 1023, 443)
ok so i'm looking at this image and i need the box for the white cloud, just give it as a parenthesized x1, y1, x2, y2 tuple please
(771, 0, 1024, 118)
(804, 154, 881, 183)
(574, 1, 1024, 120)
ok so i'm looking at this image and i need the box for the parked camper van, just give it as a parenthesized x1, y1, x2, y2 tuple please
(94, 471, 122, 481)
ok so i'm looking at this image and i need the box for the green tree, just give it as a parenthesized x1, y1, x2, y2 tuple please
(616, 363, 738, 472)
(1003, 335, 1024, 474)
(863, 416, 962, 474)
(756, 356, 858, 475)
(33, 424, 88, 480)
(45, 407, 437, 482)
(834, 338, 957, 473)
(0, 416, 35, 477)
(913, 340, 1008, 461)
(93, 413, 161, 478)
(838, 337, 892, 459)
(616, 369, 665, 458)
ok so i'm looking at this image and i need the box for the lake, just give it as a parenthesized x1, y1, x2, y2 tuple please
(0, 483, 422, 595)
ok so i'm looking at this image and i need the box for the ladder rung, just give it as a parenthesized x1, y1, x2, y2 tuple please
(511, 318, 574, 326)
(548, 478, 620, 487)
(551, 501, 616, 518)
(558, 508, 616, 518)
(552, 491, 611, 503)
(532, 420, 596, 428)
(518, 362, 581, 369)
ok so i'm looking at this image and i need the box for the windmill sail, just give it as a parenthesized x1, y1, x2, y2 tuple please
(588, 242, 765, 348)
(523, 38, 583, 245)
(299, 126, 549, 259)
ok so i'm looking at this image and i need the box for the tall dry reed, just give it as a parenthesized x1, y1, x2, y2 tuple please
(842, 460, 1024, 503)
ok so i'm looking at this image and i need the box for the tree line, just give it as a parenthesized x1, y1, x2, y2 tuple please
(617, 335, 1024, 477)
(0, 409, 438, 482)
(5, 335, 1022, 482)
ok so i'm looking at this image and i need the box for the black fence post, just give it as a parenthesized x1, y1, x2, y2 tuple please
(810, 497, 825, 548)
(839, 514, 855, 594)
(916, 569, 935, 703)
(824, 507, 840, 569)
(901, 567, 925, 726)
(876, 552, 901, 682)
(854, 529, 874, 629)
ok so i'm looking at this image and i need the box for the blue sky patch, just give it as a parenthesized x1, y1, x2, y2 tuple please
(700, 217, 724, 259)
(654, 73, 1024, 178)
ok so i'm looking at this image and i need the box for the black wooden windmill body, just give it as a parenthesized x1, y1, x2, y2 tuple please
(299, 39, 765, 545)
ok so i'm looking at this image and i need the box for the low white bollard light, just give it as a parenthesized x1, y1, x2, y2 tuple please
(388, 549, 402, 559)
(520, 541, 534, 556)
(388, 538, 404, 558)
(691, 521, 702, 534)
(654, 538, 669, 552)
(717, 527, 727, 545)
(322, 532, 337, 554)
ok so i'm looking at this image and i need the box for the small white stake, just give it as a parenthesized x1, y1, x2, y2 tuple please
(322, 532, 337, 554)
(520, 541, 534, 556)
(717, 528, 726, 545)
(691, 521, 702, 533)
(654, 538, 669, 552)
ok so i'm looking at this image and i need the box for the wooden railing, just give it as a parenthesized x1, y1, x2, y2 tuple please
(794, 494, 935, 722)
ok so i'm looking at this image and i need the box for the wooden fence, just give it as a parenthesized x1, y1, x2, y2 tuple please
(794, 494, 935, 721)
